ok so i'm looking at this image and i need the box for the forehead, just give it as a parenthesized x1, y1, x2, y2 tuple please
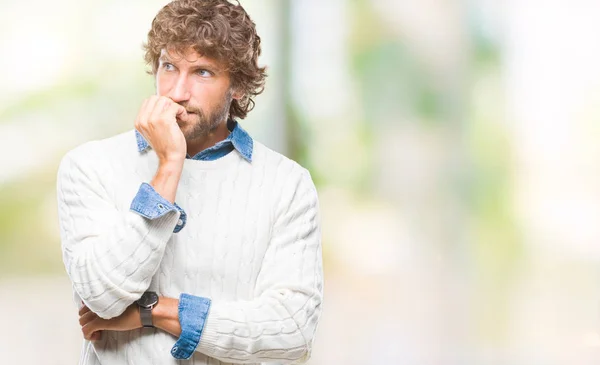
(160, 47, 224, 70)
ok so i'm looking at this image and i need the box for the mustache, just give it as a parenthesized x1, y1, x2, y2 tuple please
(178, 101, 202, 114)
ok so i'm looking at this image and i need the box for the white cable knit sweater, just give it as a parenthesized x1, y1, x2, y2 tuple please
(56, 129, 323, 365)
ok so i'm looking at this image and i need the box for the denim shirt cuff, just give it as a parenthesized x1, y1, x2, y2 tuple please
(129, 182, 187, 233)
(170, 294, 212, 360)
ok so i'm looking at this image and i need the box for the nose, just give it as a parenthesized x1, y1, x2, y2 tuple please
(168, 74, 191, 103)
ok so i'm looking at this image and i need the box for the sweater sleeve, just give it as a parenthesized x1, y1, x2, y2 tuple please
(193, 168, 323, 364)
(56, 148, 181, 319)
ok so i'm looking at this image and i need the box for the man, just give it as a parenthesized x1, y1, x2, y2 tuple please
(56, 1, 323, 364)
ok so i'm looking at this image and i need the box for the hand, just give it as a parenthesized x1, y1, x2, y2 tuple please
(135, 96, 188, 164)
(79, 304, 142, 341)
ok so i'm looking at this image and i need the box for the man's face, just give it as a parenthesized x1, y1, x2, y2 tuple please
(156, 47, 235, 139)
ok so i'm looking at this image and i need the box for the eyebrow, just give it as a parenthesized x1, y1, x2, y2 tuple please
(159, 55, 219, 72)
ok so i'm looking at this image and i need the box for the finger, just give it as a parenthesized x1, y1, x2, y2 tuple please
(90, 331, 102, 341)
(149, 97, 172, 124)
(82, 323, 94, 340)
(82, 318, 105, 340)
(164, 100, 187, 119)
(135, 98, 150, 129)
(158, 96, 176, 113)
(79, 310, 97, 327)
(141, 98, 149, 112)
(140, 96, 160, 128)
(83, 328, 96, 341)
(78, 305, 91, 316)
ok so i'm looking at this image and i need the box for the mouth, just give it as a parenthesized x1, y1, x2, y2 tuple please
(178, 111, 196, 121)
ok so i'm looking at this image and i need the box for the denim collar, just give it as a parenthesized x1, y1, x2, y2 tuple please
(135, 118, 253, 162)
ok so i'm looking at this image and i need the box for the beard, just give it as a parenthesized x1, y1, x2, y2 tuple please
(177, 89, 233, 140)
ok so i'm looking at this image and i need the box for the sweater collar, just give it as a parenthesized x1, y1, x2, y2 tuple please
(135, 118, 253, 162)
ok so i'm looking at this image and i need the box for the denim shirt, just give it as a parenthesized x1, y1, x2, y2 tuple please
(129, 118, 253, 359)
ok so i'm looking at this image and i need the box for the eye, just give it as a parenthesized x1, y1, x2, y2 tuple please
(196, 69, 213, 77)
(162, 63, 175, 71)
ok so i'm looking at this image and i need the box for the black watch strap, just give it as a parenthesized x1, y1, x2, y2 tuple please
(140, 307, 153, 328)
(137, 291, 158, 328)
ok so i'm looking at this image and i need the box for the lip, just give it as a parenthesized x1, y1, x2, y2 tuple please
(178, 111, 195, 121)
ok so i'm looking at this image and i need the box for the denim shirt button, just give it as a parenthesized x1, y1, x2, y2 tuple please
(177, 219, 183, 225)
(172, 346, 178, 354)
(158, 204, 164, 210)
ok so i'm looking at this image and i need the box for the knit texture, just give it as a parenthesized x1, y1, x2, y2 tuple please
(56, 129, 323, 365)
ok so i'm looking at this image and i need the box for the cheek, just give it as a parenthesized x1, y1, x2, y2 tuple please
(156, 77, 168, 95)
(202, 85, 230, 103)
(190, 84, 208, 98)
(156, 72, 177, 95)
(189, 86, 215, 109)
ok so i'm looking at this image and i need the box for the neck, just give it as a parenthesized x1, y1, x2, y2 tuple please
(185, 120, 230, 157)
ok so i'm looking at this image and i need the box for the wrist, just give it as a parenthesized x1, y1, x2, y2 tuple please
(137, 291, 159, 328)
(150, 163, 183, 204)
(160, 152, 185, 162)
(153, 296, 181, 337)
(153, 296, 178, 322)
(157, 159, 184, 174)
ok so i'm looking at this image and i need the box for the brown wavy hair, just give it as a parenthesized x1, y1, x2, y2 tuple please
(143, 0, 267, 120)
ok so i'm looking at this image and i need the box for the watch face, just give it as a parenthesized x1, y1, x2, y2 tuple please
(137, 291, 159, 308)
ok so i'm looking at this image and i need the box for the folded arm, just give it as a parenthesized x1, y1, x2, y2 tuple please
(73, 165, 323, 364)
(170, 168, 324, 363)
(57, 147, 184, 319)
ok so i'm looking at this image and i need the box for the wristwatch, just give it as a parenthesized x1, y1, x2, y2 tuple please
(136, 291, 159, 328)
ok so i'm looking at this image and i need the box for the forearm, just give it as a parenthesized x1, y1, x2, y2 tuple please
(65, 211, 179, 318)
(157, 291, 320, 363)
(191, 168, 323, 364)
(194, 290, 321, 364)
(150, 162, 183, 204)
(58, 154, 182, 319)
(183, 170, 322, 364)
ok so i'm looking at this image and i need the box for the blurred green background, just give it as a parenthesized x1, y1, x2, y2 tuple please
(2, 0, 600, 364)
